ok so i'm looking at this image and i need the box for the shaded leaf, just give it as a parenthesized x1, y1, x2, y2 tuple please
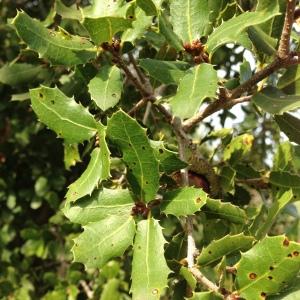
(131, 217, 170, 299)
(235, 236, 300, 300)
(220, 165, 236, 194)
(269, 171, 300, 189)
(161, 187, 207, 217)
(72, 214, 136, 268)
(198, 234, 255, 266)
(275, 113, 300, 145)
(29, 86, 97, 143)
(13, 11, 96, 66)
(88, 65, 122, 111)
(55, 0, 82, 20)
(170, 64, 218, 119)
(273, 142, 293, 171)
(107, 110, 159, 202)
(189, 291, 223, 300)
(278, 65, 300, 92)
(100, 279, 121, 300)
(64, 143, 81, 170)
(136, 0, 157, 16)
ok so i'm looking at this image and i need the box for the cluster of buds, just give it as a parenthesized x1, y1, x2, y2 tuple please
(131, 201, 150, 218)
(101, 37, 121, 53)
(183, 39, 209, 64)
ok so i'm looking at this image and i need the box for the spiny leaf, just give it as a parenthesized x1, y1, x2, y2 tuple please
(253, 87, 300, 115)
(161, 187, 207, 217)
(235, 236, 300, 300)
(204, 198, 248, 224)
(170, 0, 210, 43)
(72, 214, 136, 269)
(170, 64, 218, 119)
(13, 11, 96, 66)
(131, 217, 170, 299)
(107, 110, 159, 202)
(139, 59, 190, 85)
(88, 65, 122, 111)
(65, 130, 110, 203)
(64, 188, 134, 225)
(64, 143, 81, 170)
(206, 10, 279, 53)
(275, 113, 300, 145)
(29, 86, 98, 143)
(197, 233, 255, 266)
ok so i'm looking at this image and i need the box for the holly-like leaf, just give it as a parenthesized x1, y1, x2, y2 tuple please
(136, 0, 157, 16)
(131, 217, 170, 299)
(197, 234, 255, 266)
(170, 64, 218, 119)
(139, 59, 190, 85)
(189, 292, 223, 300)
(55, 0, 82, 20)
(275, 113, 300, 145)
(100, 279, 121, 300)
(253, 87, 300, 115)
(88, 65, 122, 111)
(204, 198, 248, 224)
(64, 188, 134, 225)
(12, 11, 96, 66)
(64, 143, 81, 170)
(150, 140, 187, 174)
(107, 110, 159, 202)
(161, 187, 207, 217)
(235, 236, 300, 300)
(83, 17, 132, 45)
(72, 214, 136, 269)
(65, 131, 110, 203)
(220, 165, 236, 194)
(206, 10, 279, 53)
(29, 86, 98, 143)
(169, 0, 209, 43)
(0, 63, 49, 86)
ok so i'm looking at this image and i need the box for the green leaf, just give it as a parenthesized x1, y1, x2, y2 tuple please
(189, 291, 223, 300)
(198, 234, 255, 266)
(275, 113, 300, 145)
(170, 0, 210, 43)
(88, 65, 122, 111)
(170, 64, 218, 119)
(273, 142, 293, 171)
(268, 276, 300, 299)
(65, 132, 110, 203)
(269, 171, 300, 189)
(180, 266, 197, 290)
(253, 87, 300, 115)
(220, 165, 236, 194)
(55, 0, 82, 20)
(161, 187, 207, 217)
(64, 188, 134, 225)
(72, 214, 135, 269)
(12, 11, 96, 66)
(158, 11, 183, 51)
(139, 59, 190, 85)
(235, 236, 300, 300)
(150, 140, 187, 173)
(29, 86, 98, 143)
(204, 198, 248, 224)
(131, 217, 170, 299)
(0, 63, 49, 86)
(100, 279, 121, 300)
(136, 0, 157, 16)
(278, 65, 300, 91)
(206, 10, 279, 53)
(64, 143, 81, 170)
(255, 190, 293, 240)
(239, 61, 252, 84)
(107, 110, 159, 202)
(83, 17, 132, 45)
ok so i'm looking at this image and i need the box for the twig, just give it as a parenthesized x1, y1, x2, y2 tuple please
(143, 101, 152, 125)
(128, 52, 146, 83)
(79, 280, 94, 299)
(278, 0, 296, 58)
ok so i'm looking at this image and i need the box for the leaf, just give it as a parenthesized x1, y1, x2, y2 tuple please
(269, 171, 300, 189)
(275, 113, 300, 145)
(65, 131, 110, 203)
(206, 11, 279, 53)
(170, 64, 218, 119)
(255, 190, 293, 240)
(278, 65, 300, 92)
(64, 143, 81, 170)
(64, 188, 134, 225)
(189, 291, 223, 300)
(107, 110, 159, 202)
(136, 0, 157, 16)
(139, 59, 190, 85)
(150, 140, 187, 173)
(235, 235, 300, 300)
(239, 61, 252, 84)
(83, 17, 132, 45)
(198, 234, 255, 266)
(158, 11, 183, 51)
(12, 11, 96, 66)
(273, 142, 293, 171)
(161, 187, 207, 217)
(55, 0, 82, 20)
(88, 65, 122, 111)
(268, 276, 300, 299)
(253, 87, 300, 115)
(72, 214, 135, 269)
(220, 165, 236, 194)
(100, 279, 121, 300)
(131, 217, 170, 300)
(0, 63, 49, 86)
(170, 0, 210, 43)
(29, 86, 98, 143)
(204, 198, 248, 224)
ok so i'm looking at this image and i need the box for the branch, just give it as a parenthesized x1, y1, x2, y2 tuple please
(278, 0, 296, 58)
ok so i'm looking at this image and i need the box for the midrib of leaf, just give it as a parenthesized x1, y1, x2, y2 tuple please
(79, 203, 132, 210)
(190, 66, 200, 100)
(37, 95, 96, 132)
(187, 0, 192, 42)
(103, 67, 115, 109)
